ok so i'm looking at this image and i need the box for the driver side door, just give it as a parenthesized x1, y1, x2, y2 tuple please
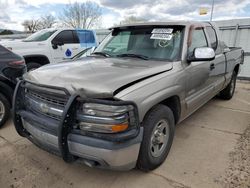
(185, 27, 215, 114)
(51, 30, 80, 63)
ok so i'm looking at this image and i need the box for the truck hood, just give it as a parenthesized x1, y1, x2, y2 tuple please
(24, 57, 173, 97)
(0, 40, 46, 52)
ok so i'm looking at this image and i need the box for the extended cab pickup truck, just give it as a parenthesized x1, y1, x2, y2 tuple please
(13, 21, 244, 171)
(0, 29, 98, 70)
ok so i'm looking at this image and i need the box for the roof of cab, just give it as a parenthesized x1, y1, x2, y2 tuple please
(109, 21, 212, 30)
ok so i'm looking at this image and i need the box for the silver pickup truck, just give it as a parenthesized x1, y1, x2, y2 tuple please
(13, 21, 244, 171)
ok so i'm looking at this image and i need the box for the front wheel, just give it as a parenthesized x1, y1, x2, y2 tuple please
(0, 93, 10, 128)
(137, 104, 175, 171)
(219, 71, 237, 100)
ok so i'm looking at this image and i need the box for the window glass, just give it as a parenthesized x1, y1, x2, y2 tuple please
(95, 26, 184, 61)
(75, 30, 95, 44)
(53, 30, 75, 44)
(189, 29, 208, 52)
(23, 29, 57, 42)
(103, 31, 130, 54)
(206, 26, 217, 51)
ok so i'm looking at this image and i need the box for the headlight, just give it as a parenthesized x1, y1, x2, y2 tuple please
(77, 102, 137, 133)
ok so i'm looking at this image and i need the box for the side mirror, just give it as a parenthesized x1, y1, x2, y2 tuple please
(52, 41, 64, 49)
(187, 47, 215, 62)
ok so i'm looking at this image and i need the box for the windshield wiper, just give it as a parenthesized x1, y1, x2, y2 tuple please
(116, 53, 149, 60)
(91, 51, 111, 57)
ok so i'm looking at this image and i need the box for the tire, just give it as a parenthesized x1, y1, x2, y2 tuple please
(27, 62, 41, 71)
(0, 93, 10, 128)
(137, 104, 175, 171)
(219, 71, 237, 100)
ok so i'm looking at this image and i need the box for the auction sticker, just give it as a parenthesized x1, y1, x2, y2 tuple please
(151, 28, 173, 34)
(150, 33, 173, 40)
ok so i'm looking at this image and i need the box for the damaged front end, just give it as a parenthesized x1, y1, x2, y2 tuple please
(13, 80, 143, 170)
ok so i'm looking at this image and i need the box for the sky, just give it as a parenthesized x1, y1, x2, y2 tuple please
(0, 0, 250, 31)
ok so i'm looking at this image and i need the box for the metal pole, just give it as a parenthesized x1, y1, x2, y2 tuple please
(233, 24, 239, 47)
(210, 0, 215, 21)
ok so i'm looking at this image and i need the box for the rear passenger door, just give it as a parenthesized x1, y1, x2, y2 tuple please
(185, 27, 215, 114)
(51, 30, 81, 63)
(205, 26, 226, 94)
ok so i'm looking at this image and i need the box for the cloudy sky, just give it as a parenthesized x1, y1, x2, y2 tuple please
(0, 0, 250, 31)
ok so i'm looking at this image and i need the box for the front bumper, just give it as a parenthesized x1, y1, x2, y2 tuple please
(23, 120, 143, 170)
(13, 80, 142, 170)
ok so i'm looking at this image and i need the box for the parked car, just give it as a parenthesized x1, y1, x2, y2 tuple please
(0, 45, 26, 127)
(0, 29, 98, 70)
(13, 21, 244, 171)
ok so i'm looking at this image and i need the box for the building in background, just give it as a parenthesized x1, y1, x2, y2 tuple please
(215, 18, 250, 79)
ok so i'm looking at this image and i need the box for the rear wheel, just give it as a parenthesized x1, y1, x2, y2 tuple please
(0, 93, 10, 128)
(219, 71, 237, 100)
(27, 62, 41, 71)
(137, 104, 175, 171)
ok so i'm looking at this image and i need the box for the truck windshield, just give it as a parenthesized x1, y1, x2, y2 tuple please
(23, 29, 57, 42)
(94, 26, 184, 61)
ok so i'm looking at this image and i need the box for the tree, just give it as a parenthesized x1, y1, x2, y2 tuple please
(0, 30, 14, 35)
(60, 1, 102, 29)
(22, 15, 56, 32)
(117, 16, 146, 25)
(22, 19, 40, 33)
(38, 15, 56, 30)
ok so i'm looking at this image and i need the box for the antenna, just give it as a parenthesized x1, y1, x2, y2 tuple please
(210, 0, 215, 21)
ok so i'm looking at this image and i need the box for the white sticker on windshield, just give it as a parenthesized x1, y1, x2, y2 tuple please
(150, 33, 173, 40)
(151, 28, 173, 34)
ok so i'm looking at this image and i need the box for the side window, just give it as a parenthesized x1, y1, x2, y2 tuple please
(206, 26, 218, 51)
(189, 28, 208, 52)
(52, 30, 75, 44)
(74, 31, 96, 44)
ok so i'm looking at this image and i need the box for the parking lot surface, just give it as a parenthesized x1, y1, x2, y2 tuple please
(0, 81, 249, 188)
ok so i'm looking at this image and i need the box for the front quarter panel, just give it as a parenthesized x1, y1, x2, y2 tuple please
(115, 62, 186, 122)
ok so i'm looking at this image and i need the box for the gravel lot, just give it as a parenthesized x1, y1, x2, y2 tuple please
(0, 81, 249, 188)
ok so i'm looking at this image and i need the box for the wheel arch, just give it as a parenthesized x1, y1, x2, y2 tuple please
(24, 55, 50, 66)
(234, 64, 240, 75)
(140, 92, 182, 125)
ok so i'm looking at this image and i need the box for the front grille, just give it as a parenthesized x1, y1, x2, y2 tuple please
(27, 90, 67, 107)
(24, 86, 69, 120)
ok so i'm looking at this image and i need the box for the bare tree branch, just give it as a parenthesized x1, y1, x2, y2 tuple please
(38, 15, 56, 30)
(22, 19, 40, 33)
(60, 1, 102, 29)
(117, 16, 146, 26)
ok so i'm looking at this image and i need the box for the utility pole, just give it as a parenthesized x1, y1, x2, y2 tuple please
(210, 0, 215, 21)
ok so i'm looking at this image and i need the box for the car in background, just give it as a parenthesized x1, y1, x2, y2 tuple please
(0, 29, 98, 70)
(61, 47, 95, 62)
(0, 45, 26, 127)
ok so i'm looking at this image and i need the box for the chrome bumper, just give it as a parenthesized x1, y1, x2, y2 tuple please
(23, 120, 143, 170)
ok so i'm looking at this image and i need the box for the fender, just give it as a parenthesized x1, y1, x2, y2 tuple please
(138, 85, 184, 122)
(23, 54, 50, 65)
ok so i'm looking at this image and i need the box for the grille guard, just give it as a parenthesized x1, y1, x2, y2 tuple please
(13, 80, 140, 163)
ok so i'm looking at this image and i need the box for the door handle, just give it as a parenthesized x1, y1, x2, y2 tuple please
(210, 63, 215, 70)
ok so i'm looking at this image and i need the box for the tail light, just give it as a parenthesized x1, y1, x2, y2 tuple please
(8, 60, 25, 66)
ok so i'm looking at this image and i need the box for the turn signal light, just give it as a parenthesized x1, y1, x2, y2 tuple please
(111, 124, 129, 133)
